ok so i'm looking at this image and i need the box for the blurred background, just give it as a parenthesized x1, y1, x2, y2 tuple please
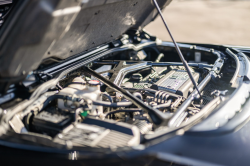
(145, 0, 250, 46)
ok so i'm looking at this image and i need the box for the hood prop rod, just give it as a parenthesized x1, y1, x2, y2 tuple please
(153, 0, 201, 98)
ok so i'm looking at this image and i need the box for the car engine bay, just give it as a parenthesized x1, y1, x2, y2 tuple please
(0, 30, 241, 150)
(2, 1, 250, 165)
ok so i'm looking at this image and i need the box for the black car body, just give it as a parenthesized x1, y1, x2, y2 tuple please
(0, 1, 250, 165)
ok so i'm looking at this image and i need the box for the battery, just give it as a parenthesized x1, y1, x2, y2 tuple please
(31, 107, 74, 137)
(151, 69, 199, 98)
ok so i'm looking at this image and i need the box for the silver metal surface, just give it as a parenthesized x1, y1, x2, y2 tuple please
(155, 70, 190, 93)
(114, 62, 149, 86)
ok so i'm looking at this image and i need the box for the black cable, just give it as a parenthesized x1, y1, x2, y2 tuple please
(101, 93, 113, 113)
(41, 95, 70, 111)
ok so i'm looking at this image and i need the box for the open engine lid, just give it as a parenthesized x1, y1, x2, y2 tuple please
(0, 0, 170, 81)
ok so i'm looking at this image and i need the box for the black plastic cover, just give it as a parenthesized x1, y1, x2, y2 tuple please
(32, 107, 74, 136)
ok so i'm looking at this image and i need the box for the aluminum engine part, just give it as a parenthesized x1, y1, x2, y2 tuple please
(133, 120, 152, 134)
(151, 69, 199, 98)
(58, 77, 103, 115)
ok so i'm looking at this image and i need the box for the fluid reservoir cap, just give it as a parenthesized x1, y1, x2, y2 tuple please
(88, 80, 100, 86)
(130, 73, 142, 82)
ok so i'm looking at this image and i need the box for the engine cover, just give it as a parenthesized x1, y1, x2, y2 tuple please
(151, 69, 200, 98)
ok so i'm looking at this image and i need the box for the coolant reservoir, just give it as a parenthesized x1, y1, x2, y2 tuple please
(68, 77, 86, 90)
(78, 80, 102, 115)
(58, 78, 102, 115)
